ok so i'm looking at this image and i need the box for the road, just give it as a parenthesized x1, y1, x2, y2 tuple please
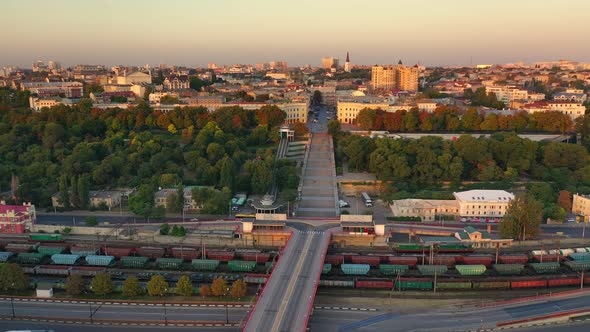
(309, 294, 590, 331)
(0, 320, 239, 332)
(0, 299, 248, 323)
(244, 229, 329, 332)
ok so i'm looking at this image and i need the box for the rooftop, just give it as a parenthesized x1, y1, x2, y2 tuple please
(453, 190, 514, 203)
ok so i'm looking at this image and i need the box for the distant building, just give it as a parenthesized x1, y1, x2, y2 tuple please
(313, 85, 336, 106)
(371, 62, 419, 92)
(416, 100, 438, 113)
(553, 92, 587, 103)
(29, 96, 73, 111)
(148, 91, 178, 103)
(337, 96, 389, 124)
(485, 86, 530, 105)
(163, 75, 190, 90)
(344, 52, 351, 73)
(0, 202, 36, 233)
(189, 96, 225, 112)
(322, 57, 339, 70)
(21, 81, 84, 98)
(453, 190, 514, 220)
(117, 71, 152, 85)
(276, 101, 309, 124)
(89, 191, 122, 210)
(154, 186, 209, 210)
(572, 194, 590, 222)
(522, 100, 586, 120)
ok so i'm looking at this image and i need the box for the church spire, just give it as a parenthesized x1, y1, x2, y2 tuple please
(346, 52, 350, 63)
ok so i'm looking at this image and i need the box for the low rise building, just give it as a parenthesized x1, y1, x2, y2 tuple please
(522, 100, 586, 120)
(21, 81, 83, 98)
(337, 96, 390, 124)
(29, 96, 73, 111)
(154, 186, 209, 210)
(572, 194, 590, 222)
(189, 96, 225, 111)
(312, 86, 336, 106)
(89, 191, 122, 210)
(453, 190, 514, 221)
(390, 199, 459, 222)
(164, 75, 190, 90)
(0, 202, 36, 233)
(416, 100, 438, 113)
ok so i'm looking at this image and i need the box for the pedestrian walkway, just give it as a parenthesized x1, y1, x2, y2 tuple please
(298, 133, 337, 218)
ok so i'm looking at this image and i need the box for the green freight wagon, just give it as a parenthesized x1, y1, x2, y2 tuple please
(472, 281, 511, 289)
(493, 264, 524, 275)
(121, 256, 149, 268)
(244, 275, 268, 284)
(341, 264, 371, 275)
(85, 255, 115, 266)
(319, 279, 355, 287)
(228, 260, 257, 272)
(30, 234, 62, 242)
(530, 262, 561, 274)
(379, 264, 409, 276)
(437, 281, 472, 290)
(569, 253, 590, 261)
(417, 265, 447, 276)
(456, 265, 487, 276)
(191, 259, 220, 271)
(37, 246, 66, 255)
(156, 258, 184, 269)
(565, 261, 590, 272)
(0, 252, 13, 262)
(322, 264, 332, 274)
(396, 279, 433, 290)
(18, 252, 46, 264)
(51, 254, 80, 265)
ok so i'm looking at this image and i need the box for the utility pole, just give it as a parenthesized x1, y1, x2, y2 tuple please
(11, 297, 15, 319)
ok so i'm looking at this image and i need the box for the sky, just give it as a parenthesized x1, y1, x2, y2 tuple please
(2, 0, 590, 68)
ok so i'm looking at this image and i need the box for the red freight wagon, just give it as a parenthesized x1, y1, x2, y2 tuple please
(324, 255, 345, 265)
(461, 255, 493, 267)
(388, 256, 418, 266)
(498, 254, 530, 264)
(242, 252, 270, 263)
(428, 256, 456, 267)
(102, 247, 133, 258)
(547, 277, 580, 287)
(356, 279, 394, 289)
(342, 252, 359, 261)
(510, 279, 548, 289)
(351, 255, 381, 266)
(205, 251, 235, 262)
(137, 247, 166, 259)
(171, 247, 201, 260)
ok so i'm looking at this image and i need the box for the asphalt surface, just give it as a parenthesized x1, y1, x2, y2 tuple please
(0, 299, 247, 323)
(244, 229, 328, 332)
(0, 320, 239, 332)
(309, 294, 590, 331)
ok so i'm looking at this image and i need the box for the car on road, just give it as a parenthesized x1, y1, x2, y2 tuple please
(338, 200, 350, 208)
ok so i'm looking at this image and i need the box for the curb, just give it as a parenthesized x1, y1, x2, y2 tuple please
(0, 297, 252, 308)
(314, 306, 378, 312)
(0, 316, 240, 327)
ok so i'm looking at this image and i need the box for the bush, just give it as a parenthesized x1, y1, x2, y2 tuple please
(65, 274, 85, 296)
(90, 273, 113, 296)
(85, 216, 99, 226)
(176, 275, 193, 297)
(160, 223, 170, 235)
(53, 230, 60, 234)
(122, 277, 143, 297)
(62, 227, 72, 234)
(147, 275, 168, 296)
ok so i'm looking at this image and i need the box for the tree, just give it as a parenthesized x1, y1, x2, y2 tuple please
(147, 275, 168, 296)
(230, 279, 247, 299)
(312, 90, 323, 105)
(122, 277, 143, 297)
(558, 190, 573, 213)
(176, 275, 193, 297)
(199, 284, 212, 299)
(160, 223, 170, 235)
(65, 274, 85, 296)
(211, 277, 228, 297)
(0, 264, 28, 292)
(129, 184, 156, 219)
(327, 120, 341, 136)
(499, 193, 543, 240)
(85, 216, 99, 226)
(160, 95, 179, 104)
(90, 273, 113, 296)
(293, 122, 309, 138)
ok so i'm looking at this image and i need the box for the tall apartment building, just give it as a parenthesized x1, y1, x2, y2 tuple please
(322, 57, 339, 70)
(371, 62, 419, 92)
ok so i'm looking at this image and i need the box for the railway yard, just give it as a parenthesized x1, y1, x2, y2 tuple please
(1, 232, 590, 297)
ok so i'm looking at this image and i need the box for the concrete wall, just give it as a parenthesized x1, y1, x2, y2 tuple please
(255, 213, 287, 221)
(31, 224, 122, 236)
(340, 215, 373, 222)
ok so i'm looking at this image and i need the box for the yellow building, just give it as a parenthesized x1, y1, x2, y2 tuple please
(337, 97, 389, 124)
(371, 66, 396, 90)
(573, 194, 590, 222)
(371, 62, 419, 92)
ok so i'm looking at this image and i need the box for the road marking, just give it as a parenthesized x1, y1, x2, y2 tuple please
(270, 232, 313, 332)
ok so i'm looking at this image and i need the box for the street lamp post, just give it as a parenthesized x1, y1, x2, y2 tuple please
(164, 303, 168, 326)
(10, 297, 15, 319)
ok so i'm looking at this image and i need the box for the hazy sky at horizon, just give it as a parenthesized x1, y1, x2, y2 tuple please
(3, 0, 590, 68)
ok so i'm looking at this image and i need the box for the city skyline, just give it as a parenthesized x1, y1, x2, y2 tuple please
(3, 0, 590, 68)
